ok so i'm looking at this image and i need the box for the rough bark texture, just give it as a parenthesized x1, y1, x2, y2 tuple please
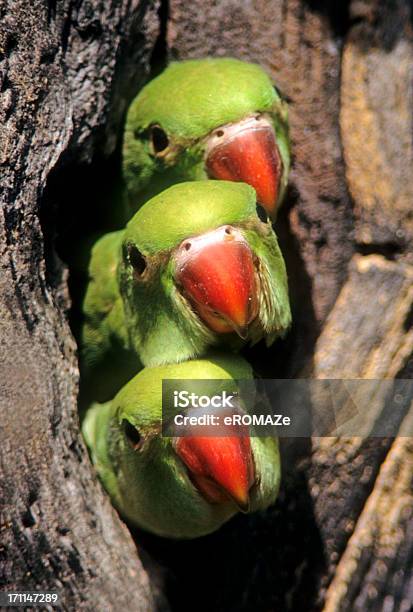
(158, 1, 413, 611)
(0, 1, 163, 609)
(1, 0, 412, 610)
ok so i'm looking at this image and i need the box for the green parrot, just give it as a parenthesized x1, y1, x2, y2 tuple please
(123, 57, 290, 222)
(82, 353, 281, 539)
(78, 231, 140, 403)
(80, 181, 291, 400)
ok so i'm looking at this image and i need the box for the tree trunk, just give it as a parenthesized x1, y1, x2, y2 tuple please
(0, 1, 164, 609)
(1, 0, 412, 610)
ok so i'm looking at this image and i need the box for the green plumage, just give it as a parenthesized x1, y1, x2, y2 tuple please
(78, 59, 291, 540)
(123, 179, 255, 254)
(82, 354, 281, 539)
(120, 182, 291, 365)
(122, 58, 290, 218)
(78, 60, 292, 539)
(79, 231, 140, 403)
(80, 181, 291, 400)
(127, 58, 276, 140)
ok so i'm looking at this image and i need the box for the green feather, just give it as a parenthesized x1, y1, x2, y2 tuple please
(82, 354, 280, 539)
(80, 182, 291, 391)
(243, 224, 291, 341)
(119, 181, 291, 365)
(79, 231, 140, 403)
(122, 58, 290, 216)
(124, 180, 255, 255)
(127, 58, 277, 140)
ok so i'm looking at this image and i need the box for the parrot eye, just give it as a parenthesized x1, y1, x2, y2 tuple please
(128, 245, 147, 277)
(123, 420, 142, 450)
(150, 125, 169, 155)
(256, 204, 269, 223)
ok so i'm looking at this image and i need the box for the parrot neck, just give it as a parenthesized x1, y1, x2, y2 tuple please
(125, 151, 206, 220)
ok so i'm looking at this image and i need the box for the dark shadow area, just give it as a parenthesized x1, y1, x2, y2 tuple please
(356, 241, 404, 261)
(304, 0, 351, 38)
(40, 0, 172, 403)
(135, 439, 326, 612)
(41, 0, 171, 273)
(150, 0, 170, 77)
(305, 0, 412, 52)
(306, 0, 413, 53)
(40, 149, 123, 334)
(245, 184, 318, 380)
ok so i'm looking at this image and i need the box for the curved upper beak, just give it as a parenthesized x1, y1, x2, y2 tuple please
(174, 226, 259, 339)
(205, 114, 282, 220)
(174, 403, 255, 511)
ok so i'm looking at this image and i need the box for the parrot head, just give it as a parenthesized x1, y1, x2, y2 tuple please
(118, 181, 291, 366)
(91, 354, 280, 538)
(123, 58, 290, 220)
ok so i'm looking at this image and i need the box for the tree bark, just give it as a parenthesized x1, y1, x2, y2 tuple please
(0, 1, 163, 609)
(164, 1, 413, 611)
(1, 0, 412, 610)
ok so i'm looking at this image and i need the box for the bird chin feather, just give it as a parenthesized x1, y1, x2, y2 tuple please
(171, 285, 218, 345)
(256, 256, 288, 337)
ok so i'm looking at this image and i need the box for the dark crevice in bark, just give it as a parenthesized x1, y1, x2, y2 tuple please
(355, 242, 404, 261)
(61, 0, 76, 52)
(304, 0, 352, 38)
(134, 451, 326, 612)
(47, 0, 57, 24)
(246, 186, 319, 380)
(403, 304, 413, 333)
(150, 0, 170, 76)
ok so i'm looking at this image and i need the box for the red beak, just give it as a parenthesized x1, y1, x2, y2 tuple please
(174, 226, 259, 338)
(175, 409, 255, 511)
(205, 114, 282, 219)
